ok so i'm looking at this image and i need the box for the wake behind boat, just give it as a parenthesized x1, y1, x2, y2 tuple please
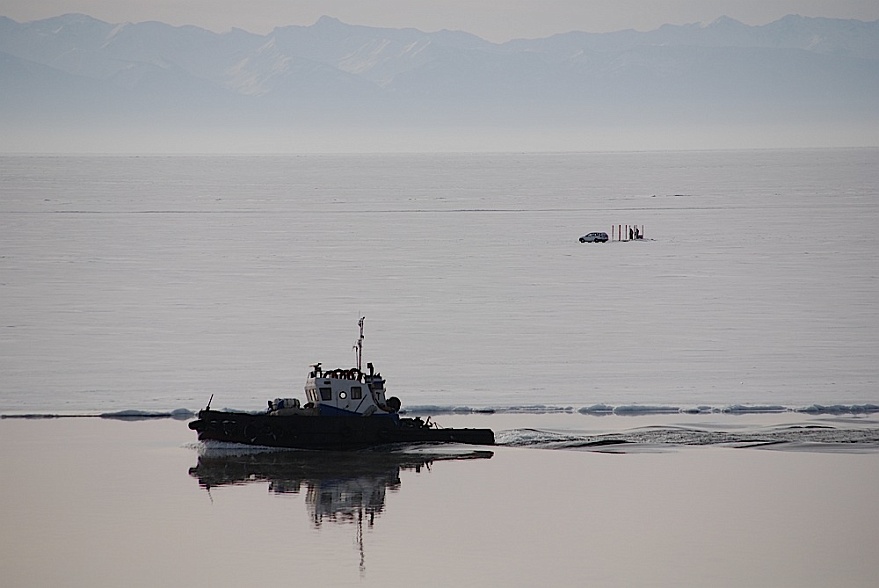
(188, 318, 495, 450)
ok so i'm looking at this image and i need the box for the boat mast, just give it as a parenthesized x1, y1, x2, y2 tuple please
(354, 316, 365, 372)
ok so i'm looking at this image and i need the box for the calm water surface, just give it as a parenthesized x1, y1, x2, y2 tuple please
(2, 418, 878, 587)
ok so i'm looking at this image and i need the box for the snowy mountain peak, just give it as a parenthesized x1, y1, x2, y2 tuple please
(315, 15, 344, 27)
(703, 15, 745, 28)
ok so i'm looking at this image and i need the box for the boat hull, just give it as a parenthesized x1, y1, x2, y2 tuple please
(189, 410, 495, 450)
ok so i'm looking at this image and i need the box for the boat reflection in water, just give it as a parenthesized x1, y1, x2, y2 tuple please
(189, 446, 493, 571)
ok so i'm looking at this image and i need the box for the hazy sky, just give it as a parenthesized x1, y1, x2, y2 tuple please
(4, 0, 879, 41)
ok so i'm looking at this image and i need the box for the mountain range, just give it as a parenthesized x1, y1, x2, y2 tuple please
(2, 13, 878, 151)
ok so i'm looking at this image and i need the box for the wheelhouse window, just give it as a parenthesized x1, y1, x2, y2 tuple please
(350, 386, 362, 400)
(319, 387, 332, 401)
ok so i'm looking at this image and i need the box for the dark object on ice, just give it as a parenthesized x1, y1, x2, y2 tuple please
(579, 231, 609, 243)
(188, 317, 495, 450)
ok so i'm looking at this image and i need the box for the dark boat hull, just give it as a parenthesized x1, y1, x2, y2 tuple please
(189, 410, 495, 450)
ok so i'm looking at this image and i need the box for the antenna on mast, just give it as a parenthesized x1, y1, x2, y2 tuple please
(354, 316, 365, 372)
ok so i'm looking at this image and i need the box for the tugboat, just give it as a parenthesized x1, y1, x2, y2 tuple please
(188, 318, 495, 450)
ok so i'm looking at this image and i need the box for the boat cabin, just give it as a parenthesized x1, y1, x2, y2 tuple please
(267, 318, 401, 418)
(303, 362, 400, 417)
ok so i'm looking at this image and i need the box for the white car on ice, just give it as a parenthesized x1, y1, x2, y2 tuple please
(579, 232, 609, 243)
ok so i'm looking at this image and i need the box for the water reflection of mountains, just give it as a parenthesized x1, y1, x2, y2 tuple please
(189, 448, 493, 525)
